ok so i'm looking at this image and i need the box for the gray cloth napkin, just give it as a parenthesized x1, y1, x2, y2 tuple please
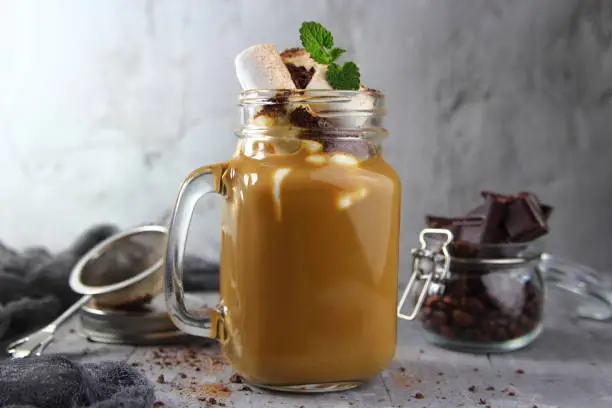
(0, 356, 155, 408)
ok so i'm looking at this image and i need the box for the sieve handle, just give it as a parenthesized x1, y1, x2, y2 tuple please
(164, 163, 228, 342)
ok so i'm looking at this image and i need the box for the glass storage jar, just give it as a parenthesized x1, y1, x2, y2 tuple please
(398, 229, 612, 353)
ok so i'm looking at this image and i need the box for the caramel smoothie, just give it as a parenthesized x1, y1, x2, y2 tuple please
(219, 138, 401, 385)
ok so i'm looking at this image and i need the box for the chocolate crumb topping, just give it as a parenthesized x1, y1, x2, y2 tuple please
(253, 97, 287, 122)
(289, 106, 329, 128)
(285, 63, 315, 89)
(280, 47, 308, 58)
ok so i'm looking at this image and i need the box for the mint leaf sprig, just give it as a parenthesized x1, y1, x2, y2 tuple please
(299, 22, 361, 90)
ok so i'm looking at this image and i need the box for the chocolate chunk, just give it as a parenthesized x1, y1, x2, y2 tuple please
(541, 204, 554, 221)
(285, 63, 315, 89)
(480, 190, 514, 203)
(505, 193, 547, 242)
(469, 195, 510, 243)
(453, 218, 486, 244)
(425, 215, 456, 229)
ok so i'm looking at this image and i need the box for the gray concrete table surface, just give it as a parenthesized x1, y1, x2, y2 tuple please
(40, 288, 612, 408)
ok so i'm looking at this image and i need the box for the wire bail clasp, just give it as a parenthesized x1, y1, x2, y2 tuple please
(397, 228, 453, 321)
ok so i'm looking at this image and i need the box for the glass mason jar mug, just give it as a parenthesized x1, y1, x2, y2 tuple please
(165, 90, 401, 392)
(398, 229, 612, 353)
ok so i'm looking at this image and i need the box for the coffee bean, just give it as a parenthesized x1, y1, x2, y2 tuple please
(452, 310, 475, 327)
(425, 295, 441, 308)
(430, 310, 448, 326)
(464, 297, 486, 314)
(443, 296, 458, 307)
(440, 325, 454, 338)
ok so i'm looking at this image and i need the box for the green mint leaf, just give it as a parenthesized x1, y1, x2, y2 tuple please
(299, 21, 335, 64)
(306, 47, 330, 65)
(326, 62, 360, 90)
(328, 47, 346, 62)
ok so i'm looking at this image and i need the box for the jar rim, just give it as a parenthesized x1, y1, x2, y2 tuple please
(450, 241, 543, 266)
(238, 89, 384, 106)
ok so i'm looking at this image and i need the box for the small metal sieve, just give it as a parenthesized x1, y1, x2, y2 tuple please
(69, 225, 168, 308)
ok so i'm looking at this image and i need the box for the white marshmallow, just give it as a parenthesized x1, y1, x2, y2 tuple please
(305, 64, 333, 90)
(235, 44, 296, 90)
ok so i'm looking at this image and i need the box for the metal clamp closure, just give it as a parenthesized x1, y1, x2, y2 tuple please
(397, 228, 453, 321)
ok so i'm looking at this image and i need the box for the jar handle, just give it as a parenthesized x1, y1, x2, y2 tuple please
(397, 228, 453, 321)
(164, 163, 229, 342)
(541, 253, 612, 321)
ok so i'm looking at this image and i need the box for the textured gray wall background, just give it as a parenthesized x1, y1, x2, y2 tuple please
(0, 0, 611, 275)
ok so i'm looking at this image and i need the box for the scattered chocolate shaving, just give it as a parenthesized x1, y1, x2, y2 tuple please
(478, 398, 488, 405)
(486, 386, 495, 391)
(438, 372, 444, 376)
(229, 373, 244, 383)
(508, 391, 517, 396)
(516, 369, 525, 374)
(473, 368, 479, 372)
(156, 374, 165, 384)
(399, 366, 406, 372)
(468, 385, 477, 392)
(178, 373, 187, 379)
(414, 392, 425, 399)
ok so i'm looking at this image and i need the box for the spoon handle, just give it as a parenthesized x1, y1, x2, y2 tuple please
(46, 295, 92, 332)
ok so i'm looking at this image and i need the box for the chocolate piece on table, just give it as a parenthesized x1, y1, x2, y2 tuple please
(505, 193, 548, 242)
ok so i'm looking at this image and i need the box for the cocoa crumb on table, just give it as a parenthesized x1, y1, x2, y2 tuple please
(478, 398, 487, 405)
(413, 392, 425, 399)
(229, 373, 244, 383)
(486, 386, 495, 391)
(399, 366, 406, 372)
(508, 391, 517, 396)
(516, 368, 525, 374)
(156, 374, 165, 384)
(468, 385, 477, 392)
